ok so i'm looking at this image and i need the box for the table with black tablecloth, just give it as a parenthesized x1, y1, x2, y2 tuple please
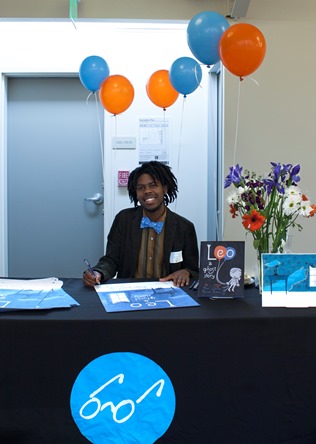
(0, 278, 316, 444)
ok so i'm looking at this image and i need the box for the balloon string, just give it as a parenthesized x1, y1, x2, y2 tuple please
(232, 79, 241, 166)
(223, 78, 242, 240)
(177, 96, 186, 171)
(174, 96, 186, 213)
(112, 113, 118, 162)
(195, 63, 203, 90)
(111, 115, 118, 219)
(245, 76, 260, 87)
(94, 93, 105, 184)
(162, 110, 167, 164)
(93, 93, 111, 235)
(208, 70, 220, 240)
(86, 92, 93, 104)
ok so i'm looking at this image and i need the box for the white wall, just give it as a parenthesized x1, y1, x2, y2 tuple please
(0, 20, 209, 272)
(2, 0, 314, 277)
(224, 1, 316, 274)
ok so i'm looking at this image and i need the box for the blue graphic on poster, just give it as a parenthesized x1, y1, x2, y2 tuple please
(70, 352, 176, 443)
(94, 281, 199, 313)
(261, 253, 316, 307)
(262, 253, 316, 293)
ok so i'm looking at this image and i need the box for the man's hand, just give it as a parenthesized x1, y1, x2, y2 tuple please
(159, 269, 190, 287)
(83, 270, 102, 287)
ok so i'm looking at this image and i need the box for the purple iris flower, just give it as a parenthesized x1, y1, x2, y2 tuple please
(264, 176, 284, 195)
(290, 164, 300, 183)
(271, 162, 289, 182)
(264, 162, 300, 195)
(224, 164, 243, 188)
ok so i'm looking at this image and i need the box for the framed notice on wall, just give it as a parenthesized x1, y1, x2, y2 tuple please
(138, 117, 170, 164)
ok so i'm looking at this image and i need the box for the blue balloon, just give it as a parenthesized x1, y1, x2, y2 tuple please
(79, 55, 110, 93)
(169, 57, 202, 97)
(224, 247, 236, 261)
(187, 11, 230, 66)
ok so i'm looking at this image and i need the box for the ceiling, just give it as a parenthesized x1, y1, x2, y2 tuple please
(0, 0, 226, 21)
(0, 1, 314, 23)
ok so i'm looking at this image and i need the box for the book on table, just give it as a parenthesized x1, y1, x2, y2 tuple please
(198, 241, 245, 299)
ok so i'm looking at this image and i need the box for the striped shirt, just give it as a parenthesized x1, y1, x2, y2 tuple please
(135, 211, 166, 278)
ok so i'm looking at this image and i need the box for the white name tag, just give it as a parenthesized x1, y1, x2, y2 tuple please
(169, 251, 183, 264)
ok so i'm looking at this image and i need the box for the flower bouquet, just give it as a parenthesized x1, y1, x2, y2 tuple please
(224, 162, 316, 290)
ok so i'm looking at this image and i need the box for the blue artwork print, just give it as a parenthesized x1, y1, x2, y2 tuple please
(261, 254, 316, 307)
(94, 281, 199, 313)
(70, 352, 176, 443)
(262, 253, 316, 293)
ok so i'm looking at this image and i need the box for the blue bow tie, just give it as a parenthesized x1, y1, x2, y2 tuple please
(140, 216, 164, 234)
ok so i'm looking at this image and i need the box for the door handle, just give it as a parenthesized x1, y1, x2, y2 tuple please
(84, 193, 104, 205)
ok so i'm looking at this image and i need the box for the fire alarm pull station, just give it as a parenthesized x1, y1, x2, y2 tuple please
(118, 171, 129, 187)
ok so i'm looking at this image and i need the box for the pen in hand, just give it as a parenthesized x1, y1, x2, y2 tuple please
(84, 258, 100, 284)
(193, 280, 199, 291)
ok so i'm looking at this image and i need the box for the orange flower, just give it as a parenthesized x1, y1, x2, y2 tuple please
(229, 204, 239, 218)
(242, 209, 266, 231)
(309, 204, 316, 217)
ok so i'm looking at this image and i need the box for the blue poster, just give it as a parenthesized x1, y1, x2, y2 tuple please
(262, 253, 316, 307)
(0, 278, 79, 310)
(94, 281, 199, 312)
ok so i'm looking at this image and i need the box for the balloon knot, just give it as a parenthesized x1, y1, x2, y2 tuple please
(240, 77, 244, 82)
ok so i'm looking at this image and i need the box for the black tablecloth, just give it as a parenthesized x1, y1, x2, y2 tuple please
(0, 279, 316, 444)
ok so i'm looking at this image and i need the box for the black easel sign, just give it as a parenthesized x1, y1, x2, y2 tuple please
(198, 241, 245, 298)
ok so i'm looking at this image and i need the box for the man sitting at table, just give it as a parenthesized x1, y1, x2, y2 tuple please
(83, 161, 199, 288)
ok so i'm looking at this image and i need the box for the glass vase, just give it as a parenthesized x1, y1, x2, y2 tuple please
(255, 251, 263, 294)
(255, 234, 293, 294)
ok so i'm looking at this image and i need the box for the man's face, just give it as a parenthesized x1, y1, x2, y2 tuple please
(136, 173, 167, 213)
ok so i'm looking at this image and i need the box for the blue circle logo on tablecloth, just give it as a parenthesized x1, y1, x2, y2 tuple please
(70, 352, 176, 444)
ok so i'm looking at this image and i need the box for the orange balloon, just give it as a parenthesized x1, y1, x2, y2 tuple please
(99, 74, 134, 115)
(146, 70, 179, 110)
(219, 23, 266, 80)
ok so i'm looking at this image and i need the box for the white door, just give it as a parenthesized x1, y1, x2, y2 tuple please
(7, 77, 104, 278)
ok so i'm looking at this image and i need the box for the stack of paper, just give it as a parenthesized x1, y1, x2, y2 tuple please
(0, 278, 79, 311)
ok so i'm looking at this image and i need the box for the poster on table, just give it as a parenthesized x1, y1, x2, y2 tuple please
(261, 253, 316, 307)
(94, 281, 199, 312)
(0, 278, 79, 310)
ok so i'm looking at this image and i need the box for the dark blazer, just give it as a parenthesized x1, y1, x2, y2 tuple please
(94, 206, 199, 281)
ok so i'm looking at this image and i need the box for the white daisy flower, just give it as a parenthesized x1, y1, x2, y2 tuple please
(285, 185, 299, 195)
(300, 201, 313, 217)
(237, 186, 246, 195)
(284, 186, 301, 202)
(227, 191, 240, 205)
(283, 197, 299, 215)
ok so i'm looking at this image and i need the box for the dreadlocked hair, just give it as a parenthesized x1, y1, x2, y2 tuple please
(127, 161, 178, 207)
